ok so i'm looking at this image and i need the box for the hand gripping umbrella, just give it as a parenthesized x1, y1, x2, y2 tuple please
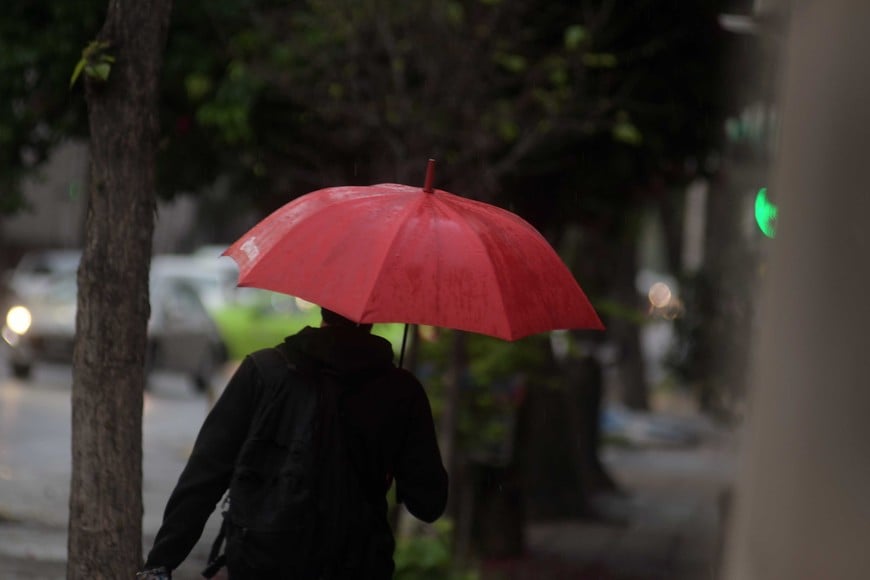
(224, 160, 603, 362)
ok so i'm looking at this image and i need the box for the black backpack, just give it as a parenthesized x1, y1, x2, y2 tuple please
(203, 346, 382, 579)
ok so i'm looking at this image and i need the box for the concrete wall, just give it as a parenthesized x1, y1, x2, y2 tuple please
(0, 141, 214, 270)
(1, 141, 89, 263)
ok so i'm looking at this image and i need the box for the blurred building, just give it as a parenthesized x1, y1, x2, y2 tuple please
(0, 140, 246, 272)
(1, 141, 88, 266)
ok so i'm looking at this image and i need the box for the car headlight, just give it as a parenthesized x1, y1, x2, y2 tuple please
(6, 305, 32, 335)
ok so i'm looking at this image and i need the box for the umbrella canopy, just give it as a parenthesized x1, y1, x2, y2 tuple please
(224, 161, 603, 341)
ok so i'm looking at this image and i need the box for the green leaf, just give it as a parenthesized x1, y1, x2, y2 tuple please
(494, 53, 527, 73)
(594, 298, 647, 324)
(327, 82, 344, 99)
(87, 62, 111, 82)
(497, 118, 518, 142)
(549, 67, 568, 87)
(613, 117, 642, 146)
(446, 1, 464, 24)
(185, 73, 213, 101)
(228, 61, 248, 81)
(583, 52, 618, 68)
(69, 58, 86, 88)
(70, 39, 114, 87)
(564, 25, 587, 50)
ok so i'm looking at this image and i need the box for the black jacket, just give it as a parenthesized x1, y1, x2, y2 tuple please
(145, 325, 448, 573)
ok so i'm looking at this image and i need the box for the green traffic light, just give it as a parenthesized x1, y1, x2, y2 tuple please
(755, 187, 777, 238)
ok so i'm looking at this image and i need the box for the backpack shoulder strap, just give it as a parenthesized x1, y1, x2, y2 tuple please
(245, 347, 300, 433)
(203, 347, 308, 578)
(247, 346, 321, 442)
(249, 346, 296, 388)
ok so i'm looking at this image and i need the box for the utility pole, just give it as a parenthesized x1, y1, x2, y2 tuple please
(723, 1, 870, 578)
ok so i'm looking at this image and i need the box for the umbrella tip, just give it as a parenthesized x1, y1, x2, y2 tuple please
(423, 159, 436, 193)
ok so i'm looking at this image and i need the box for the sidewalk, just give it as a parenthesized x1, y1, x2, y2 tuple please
(0, 421, 734, 580)
(0, 370, 223, 580)
(482, 411, 736, 580)
(0, 372, 735, 579)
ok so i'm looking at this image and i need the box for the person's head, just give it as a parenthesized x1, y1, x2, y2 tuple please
(320, 307, 373, 333)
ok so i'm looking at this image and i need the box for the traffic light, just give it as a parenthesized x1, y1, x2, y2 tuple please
(754, 187, 777, 238)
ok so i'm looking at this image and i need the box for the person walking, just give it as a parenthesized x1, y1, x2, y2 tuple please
(137, 307, 448, 579)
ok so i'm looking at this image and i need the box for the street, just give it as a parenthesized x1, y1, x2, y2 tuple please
(0, 359, 225, 579)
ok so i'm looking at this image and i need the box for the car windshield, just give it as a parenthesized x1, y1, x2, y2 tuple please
(150, 255, 238, 311)
(39, 273, 78, 304)
(32, 268, 214, 313)
(15, 250, 81, 276)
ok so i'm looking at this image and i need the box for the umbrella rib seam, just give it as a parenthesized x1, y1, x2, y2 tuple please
(356, 194, 427, 322)
(436, 197, 513, 339)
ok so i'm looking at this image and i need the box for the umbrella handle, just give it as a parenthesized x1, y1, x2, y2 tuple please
(398, 323, 409, 369)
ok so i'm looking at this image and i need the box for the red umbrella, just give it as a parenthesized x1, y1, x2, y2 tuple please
(223, 160, 603, 342)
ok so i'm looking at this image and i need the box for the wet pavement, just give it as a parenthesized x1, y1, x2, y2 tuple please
(0, 362, 225, 579)
(0, 362, 736, 579)
(521, 428, 734, 580)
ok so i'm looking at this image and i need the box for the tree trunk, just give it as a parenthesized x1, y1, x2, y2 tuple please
(440, 330, 467, 513)
(471, 462, 525, 558)
(611, 231, 650, 410)
(68, 2, 172, 578)
(570, 352, 621, 497)
(697, 167, 758, 416)
(658, 187, 686, 277)
(515, 379, 586, 520)
(441, 331, 469, 567)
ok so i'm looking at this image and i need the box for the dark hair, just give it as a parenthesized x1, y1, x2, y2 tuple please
(321, 308, 373, 332)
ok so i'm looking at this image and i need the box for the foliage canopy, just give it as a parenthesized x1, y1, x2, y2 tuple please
(3, 0, 735, 228)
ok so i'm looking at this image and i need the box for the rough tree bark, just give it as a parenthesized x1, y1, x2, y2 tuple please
(67, 1, 172, 578)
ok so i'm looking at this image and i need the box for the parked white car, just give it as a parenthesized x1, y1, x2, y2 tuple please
(3, 249, 81, 297)
(151, 253, 239, 313)
(1, 266, 227, 391)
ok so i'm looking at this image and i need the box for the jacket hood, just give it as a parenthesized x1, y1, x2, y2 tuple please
(283, 326, 395, 378)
